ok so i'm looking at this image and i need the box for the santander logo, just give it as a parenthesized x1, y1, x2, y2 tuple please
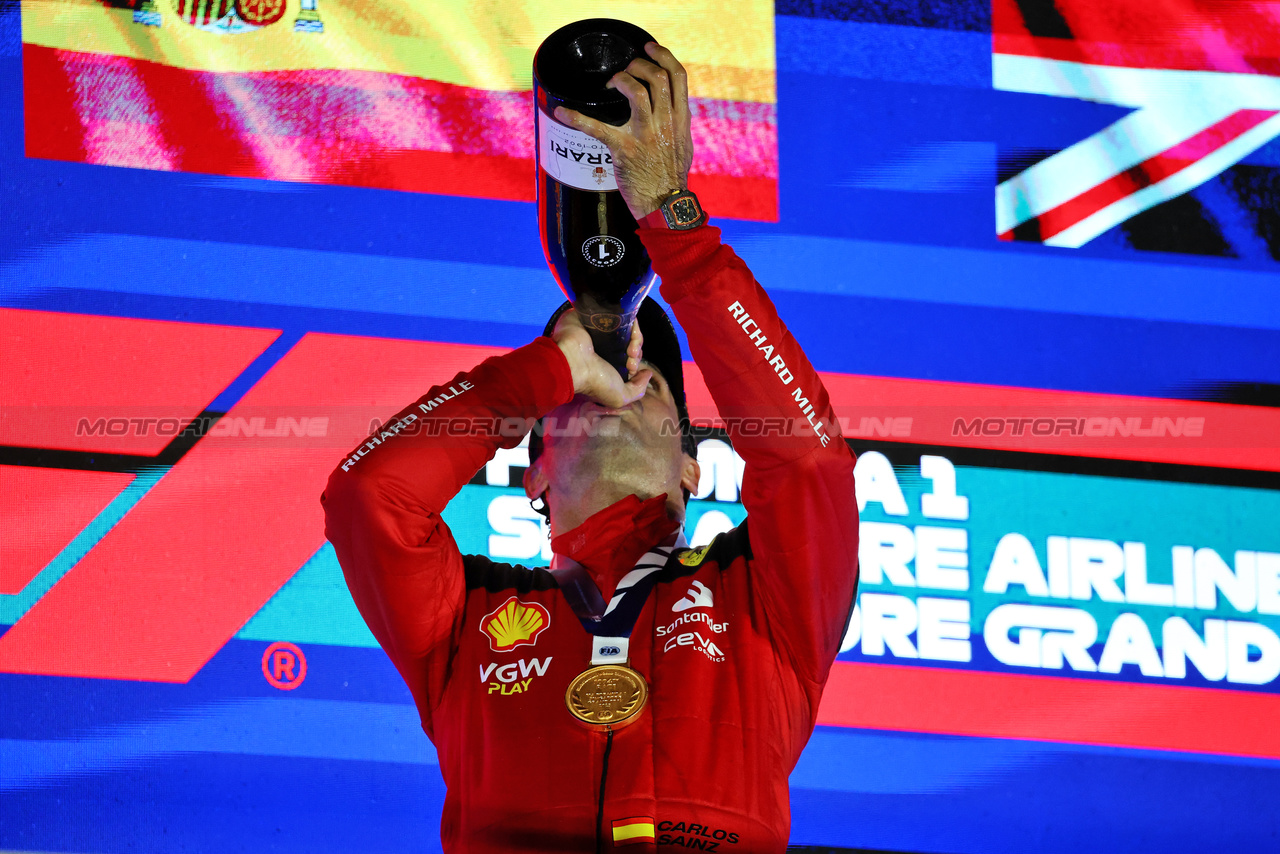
(672, 580, 714, 612)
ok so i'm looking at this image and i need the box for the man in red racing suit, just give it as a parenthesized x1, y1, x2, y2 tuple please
(320, 42, 859, 853)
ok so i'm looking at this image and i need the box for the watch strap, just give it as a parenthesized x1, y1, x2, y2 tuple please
(637, 207, 669, 230)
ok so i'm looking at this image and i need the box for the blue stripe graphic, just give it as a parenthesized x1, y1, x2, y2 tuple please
(2, 697, 436, 792)
(776, 0, 990, 32)
(776, 16, 991, 87)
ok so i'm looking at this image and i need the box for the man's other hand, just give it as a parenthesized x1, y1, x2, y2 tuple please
(553, 42, 694, 221)
(552, 310, 652, 409)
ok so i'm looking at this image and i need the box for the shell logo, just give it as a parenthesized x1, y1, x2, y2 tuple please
(480, 596, 551, 653)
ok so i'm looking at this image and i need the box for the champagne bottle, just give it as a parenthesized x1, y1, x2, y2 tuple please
(533, 18, 658, 377)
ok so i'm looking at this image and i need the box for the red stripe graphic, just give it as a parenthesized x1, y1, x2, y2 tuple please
(1, 334, 1274, 681)
(0, 465, 133, 595)
(998, 109, 1278, 242)
(993, 0, 1280, 75)
(1, 308, 280, 454)
(818, 661, 1280, 759)
(22, 44, 778, 222)
(0, 335, 507, 681)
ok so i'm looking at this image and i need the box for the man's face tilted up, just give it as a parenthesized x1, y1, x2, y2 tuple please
(524, 312, 700, 537)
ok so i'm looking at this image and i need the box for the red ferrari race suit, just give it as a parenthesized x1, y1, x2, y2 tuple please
(320, 222, 860, 852)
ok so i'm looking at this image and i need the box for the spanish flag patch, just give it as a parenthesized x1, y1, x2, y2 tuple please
(612, 816, 656, 846)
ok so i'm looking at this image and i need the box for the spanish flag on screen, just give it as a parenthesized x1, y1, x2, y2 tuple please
(21, 0, 778, 220)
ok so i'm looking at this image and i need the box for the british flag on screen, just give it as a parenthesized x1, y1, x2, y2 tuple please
(994, 0, 1280, 253)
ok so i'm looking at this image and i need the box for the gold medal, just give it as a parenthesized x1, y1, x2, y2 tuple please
(565, 664, 649, 730)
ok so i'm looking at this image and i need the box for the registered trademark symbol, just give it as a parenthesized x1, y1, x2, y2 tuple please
(262, 641, 307, 690)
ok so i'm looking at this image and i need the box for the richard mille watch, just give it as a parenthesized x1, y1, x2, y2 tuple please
(638, 188, 706, 230)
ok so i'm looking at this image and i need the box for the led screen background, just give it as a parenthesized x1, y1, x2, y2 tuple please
(3, 1, 1279, 852)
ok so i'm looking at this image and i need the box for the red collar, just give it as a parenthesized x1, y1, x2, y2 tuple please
(550, 493, 680, 602)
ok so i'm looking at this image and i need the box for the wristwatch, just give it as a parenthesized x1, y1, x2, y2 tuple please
(637, 188, 706, 230)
